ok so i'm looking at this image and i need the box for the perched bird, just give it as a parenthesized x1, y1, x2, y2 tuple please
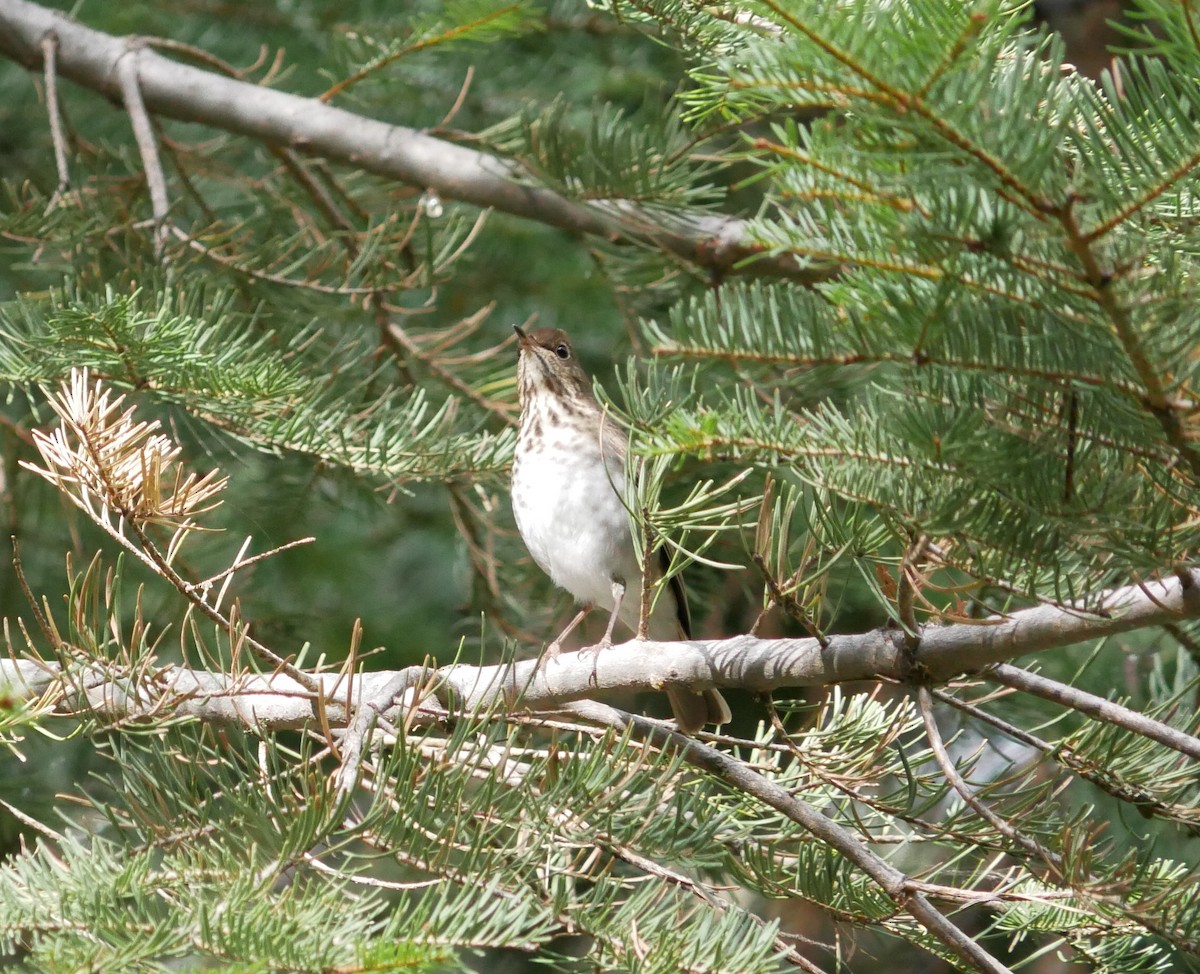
(510, 325, 730, 733)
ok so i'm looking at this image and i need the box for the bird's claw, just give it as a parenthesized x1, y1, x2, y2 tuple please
(577, 636, 612, 659)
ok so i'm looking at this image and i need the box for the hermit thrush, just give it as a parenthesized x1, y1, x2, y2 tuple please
(511, 325, 730, 733)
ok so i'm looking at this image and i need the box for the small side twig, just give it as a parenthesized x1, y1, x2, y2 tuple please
(167, 225, 380, 295)
(11, 538, 56, 649)
(128, 514, 323, 695)
(196, 536, 316, 591)
(431, 65, 475, 133)
(927, 682, 1195, 825)
(40, 32, 71, 208)
(916, 686, 1063, 876)
(0, 797, 67, 844)
(897, 532, 932, 658)
(115, 46, 171, 257)
(333, 672, 413, 800)
(302, 852, 442, 891)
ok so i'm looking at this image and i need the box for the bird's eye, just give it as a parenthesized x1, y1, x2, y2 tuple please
(555, 343, 570, 360)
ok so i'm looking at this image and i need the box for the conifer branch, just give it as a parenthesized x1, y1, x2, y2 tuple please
(19, 369, 321, 694)
(756, 0, 1047, 217)
(655, 343, 1160, 405)
(926, 683, 1194, 826)
(1055, 200, 1200, 479)
(0, 0, 830, 284)
(571, 699, 1015, 974)
(917, 687, 1062, 872)
(1082, 147, 1200, 243)
(317, 4, 522, 105)
(7, 3, 1200, 969)
(164, 225, 383, 296)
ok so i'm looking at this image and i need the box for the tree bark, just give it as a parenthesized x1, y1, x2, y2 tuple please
(6, 570, 1197, 730)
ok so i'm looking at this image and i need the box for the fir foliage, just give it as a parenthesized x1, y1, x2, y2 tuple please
(1, 0, 1199, 972)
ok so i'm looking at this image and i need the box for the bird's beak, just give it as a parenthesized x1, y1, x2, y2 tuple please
(513, 324, 532, 348)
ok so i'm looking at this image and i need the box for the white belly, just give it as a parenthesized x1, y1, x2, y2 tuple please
(511, 432, 640, 611)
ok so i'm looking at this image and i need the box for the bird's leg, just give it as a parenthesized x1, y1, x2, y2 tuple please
(545, 604, 592, 659)
(594, 577, 626, 650)
(577, 580, 625, 683)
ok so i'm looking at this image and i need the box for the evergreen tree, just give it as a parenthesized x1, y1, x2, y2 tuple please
(0, 1, 1197, 971)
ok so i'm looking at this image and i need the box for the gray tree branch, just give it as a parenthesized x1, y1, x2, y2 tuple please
(0, 0, 830, 283)
(5, 571, 1199, 748)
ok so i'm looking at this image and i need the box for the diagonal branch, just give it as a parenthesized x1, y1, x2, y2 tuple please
(570, 699, 1014, 974)
(1055, 200, 1200, 480)
(985, 661, 1200, 761)
(917, 687, 1062, 873)
(0, 0, 831, 284)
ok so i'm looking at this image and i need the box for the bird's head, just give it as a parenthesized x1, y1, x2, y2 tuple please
(514, 325, 593, 405)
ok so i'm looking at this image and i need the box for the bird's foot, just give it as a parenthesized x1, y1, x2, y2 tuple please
(577, 636, 611, 687)
(577, 634, 613, 659)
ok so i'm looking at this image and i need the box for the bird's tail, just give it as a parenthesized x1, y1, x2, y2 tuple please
(667, 686, 731, 735)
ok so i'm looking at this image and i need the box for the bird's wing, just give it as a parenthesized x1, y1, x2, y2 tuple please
(659, 545, 692, 640)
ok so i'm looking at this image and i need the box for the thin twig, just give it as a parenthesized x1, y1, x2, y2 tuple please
(302, 852, 442, 890)
(385, 311, 517, 424)
(916, 686, 1063, 874)
(167, 225, 379, 294)
(115, 46, 170, 258)
(39, 32, 70, 207)
(195, 536, 316, 590)
(918, 687, 1198, 947)
(333, 671, 409, 800)
(600, 834, 830, 974)
(897, 532, 932, 655)
(270, 146, 357, 236)
(11, 538, 55, 648)
(318, 4, 521, 104)
(431, 65, 475, 133)
(0, 798, 67, 844)
(926, 682, 1198, 826)
(762, 697, 1006, 850)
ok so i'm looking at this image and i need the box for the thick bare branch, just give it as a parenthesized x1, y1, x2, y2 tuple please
(0, 0, 829, 284)
(3, 570, 1193, 974)
(6, 571, 1200, 740)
